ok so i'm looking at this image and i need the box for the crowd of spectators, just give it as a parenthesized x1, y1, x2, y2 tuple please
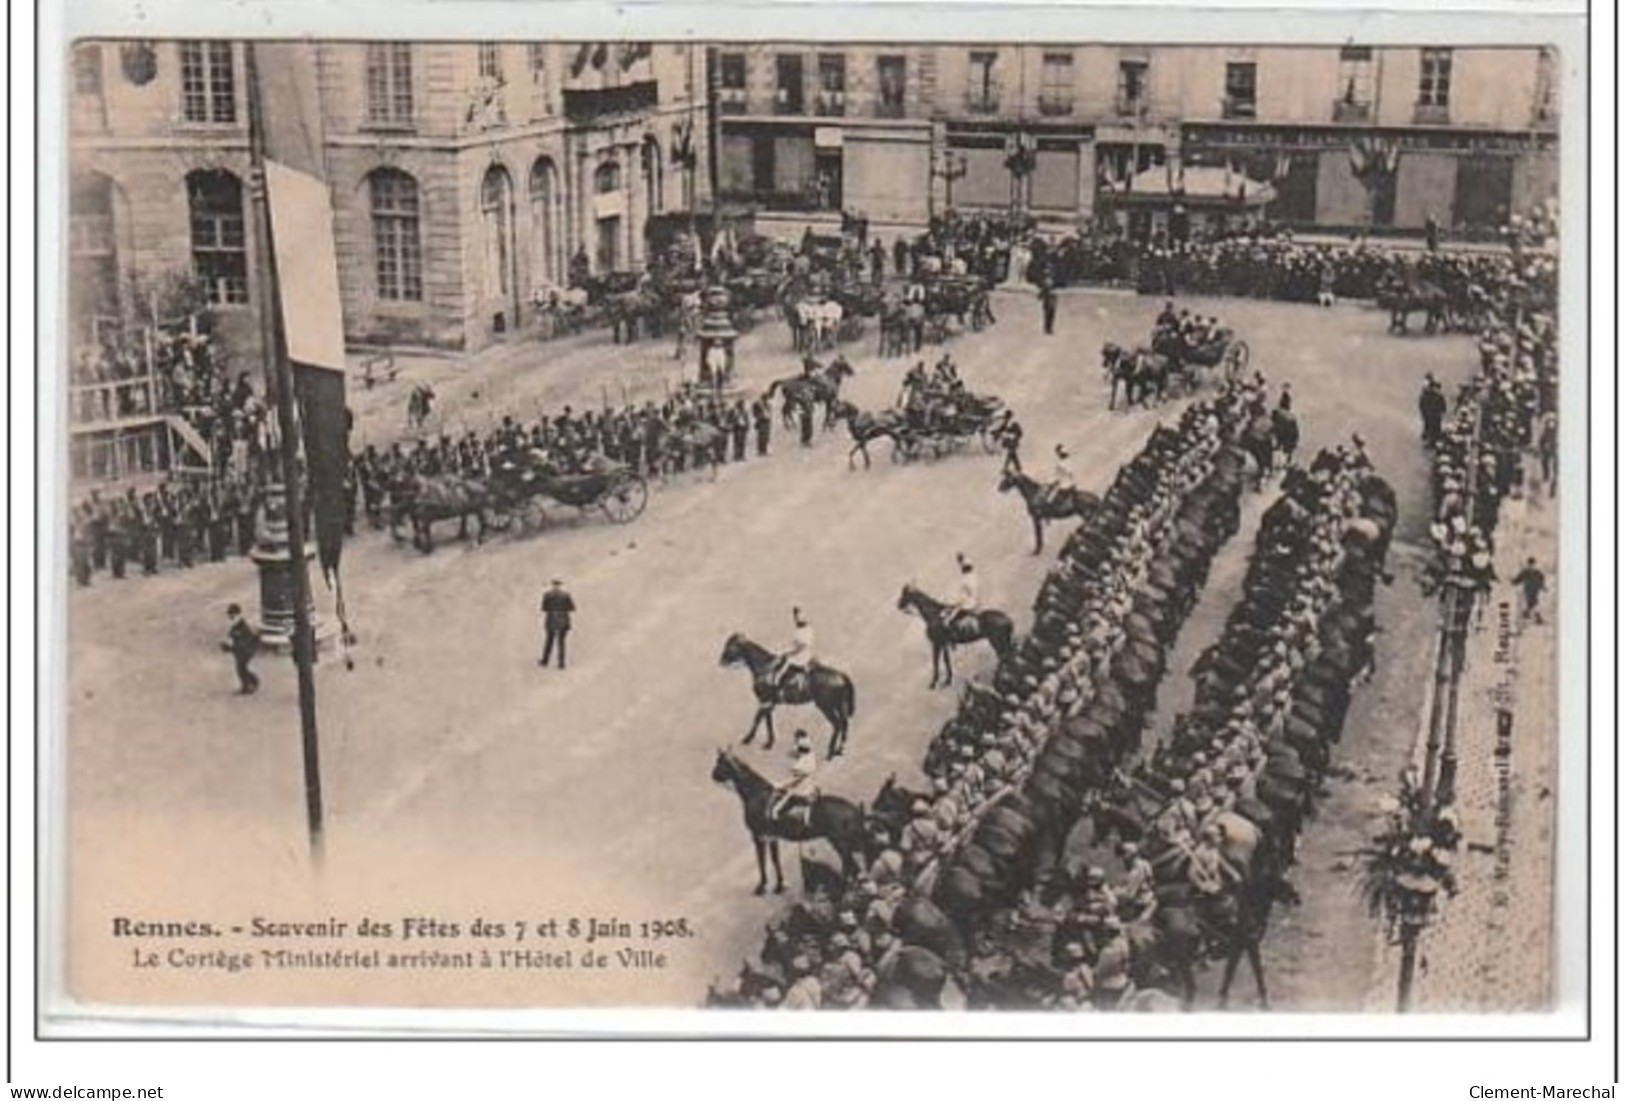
(1424, 201, 1559, 617)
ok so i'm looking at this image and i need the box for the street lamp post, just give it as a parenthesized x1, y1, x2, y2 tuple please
(931, 150, 968, 221)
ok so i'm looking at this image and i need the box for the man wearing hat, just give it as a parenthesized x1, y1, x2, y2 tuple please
(1418, 374, 1448, 448)
(220, 603, 261, 695)
(539, 578, 576, 669)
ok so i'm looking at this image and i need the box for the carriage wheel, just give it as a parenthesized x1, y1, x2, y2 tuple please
(486, 506, 516, 532)
(600, 473, 649, 523)
(518, 497, 549, 532)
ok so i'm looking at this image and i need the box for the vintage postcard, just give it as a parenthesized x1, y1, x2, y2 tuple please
(44, 9, 1586, 1032)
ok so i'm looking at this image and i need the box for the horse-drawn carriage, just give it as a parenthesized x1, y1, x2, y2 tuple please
(895, 390, 1009, 461)
(1151, 326, 1250, 380)
(391, 455, 648, 552)
(487, 455, 649, 533)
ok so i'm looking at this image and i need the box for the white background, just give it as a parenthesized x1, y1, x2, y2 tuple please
(10, 0, 1615, 1096)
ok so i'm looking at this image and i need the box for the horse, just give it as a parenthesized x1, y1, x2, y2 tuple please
(709, 747, 870, 894)
(764, 358, 855, 429)
(1376, 276, 1451, 335)
(896, 583, 1015, 689)
(718, 633, 857, 759)
(1239, 411, 1277, 490)
(1102, 343, 1140, 410)
(389, 472, 492, 554)
(997, 469, 1103, 556)
(829, 400, 906, 469)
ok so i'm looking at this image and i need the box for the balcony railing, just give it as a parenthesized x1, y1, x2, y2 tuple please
(876, 95, 906, 119)
(1113, 93, 1150, 119)
(561, 80, 659, 123)
(1412, 102, 1451, 125)
(1332, 99, 1373, 123)
(1222, 96, 1257, 120)
(815, 90, 846, 117)
(717, 87, 748, 115)
(1037, 93, 1074, 117)
(965, 89, 1001, 115)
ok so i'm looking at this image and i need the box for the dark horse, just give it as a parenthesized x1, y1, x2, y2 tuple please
(896, 583, 1016, 689)
(710, 748, 869, 894)
(830, 400, 907, 469)
(764, 358, 856, 430)
(719, 633, 857, 759)
(388, 473, 493, 553)
(997, 469, 1102, 556)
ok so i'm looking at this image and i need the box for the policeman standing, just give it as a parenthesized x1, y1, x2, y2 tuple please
(1418, 374, 1447, 448)
(539, 578, 576, 670)
(1039, 276, 1058, 336)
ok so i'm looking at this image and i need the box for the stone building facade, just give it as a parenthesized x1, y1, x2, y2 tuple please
(66, 39, 711, 360)
(711, 43, 1560, 236)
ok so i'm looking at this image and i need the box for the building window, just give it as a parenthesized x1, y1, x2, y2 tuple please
(72, 45, 107, 129)
(718, 51, 747, 114)
(369, 168, 423, 302)
(1039, 51, 1074, 115)
(70, 174, 120, 330)
(1116, 59, 1149, 116)
(186, 170, 248, 305)
(641, 137, 664, 214)
(876, 54, 906, 118)
(528, 44, 546, 75)
(595, 160, 622, 195)
(73, 45, 103, 96)
(529, 157, 560, 286)
(816, 54, 846, 117)
(479, 43, 503, 82)
(1223, 61, 1257, 118)
(775, 54, 805, 115)
(1335, 46, 1375, 121)
(967, 50, 999, 113)
(1418, 48, 1452, 114)
(481, 167, 514, 302)
(365, 43, 414, 127)
(179, 41, 236, 124)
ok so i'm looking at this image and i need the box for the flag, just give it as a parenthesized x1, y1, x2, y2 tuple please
(251, 43, 350, 581)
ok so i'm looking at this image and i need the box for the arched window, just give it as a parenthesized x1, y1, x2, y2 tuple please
(186, 169, 247, 305)
(368, 168, 423, 301)
(528, 156, 560, 286)
(70, 173, 120, 332)
(641, 137, 663, 214)
(594, 159, 622, 195)
(481, 165, 515, 301)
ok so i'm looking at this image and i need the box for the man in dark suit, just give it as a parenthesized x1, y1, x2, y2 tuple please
(539, 578, 576, 669)
(221, 603, 261, 694)
(1039, 276, 1058, 335)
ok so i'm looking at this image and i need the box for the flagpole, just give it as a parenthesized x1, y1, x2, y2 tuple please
(246, 42, 326, 867)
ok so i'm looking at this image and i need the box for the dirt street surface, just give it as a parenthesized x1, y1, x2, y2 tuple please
(68, 291, 1483, 1010)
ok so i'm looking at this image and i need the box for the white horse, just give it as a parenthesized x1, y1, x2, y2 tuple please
(796, 299, 845, 352)
(532, 283, 590, 337)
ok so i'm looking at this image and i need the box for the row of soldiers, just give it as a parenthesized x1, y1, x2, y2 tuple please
(727, 395, 1249, 1011)
(69, 478, 265, 586)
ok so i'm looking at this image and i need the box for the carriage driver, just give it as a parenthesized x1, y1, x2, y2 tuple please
(768, 729, 820, 827)
(773, 607, 817, 694)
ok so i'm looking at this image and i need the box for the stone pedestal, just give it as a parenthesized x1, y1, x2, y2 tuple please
(696, 284, 744, 396)
(250, 482, 333, 653)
